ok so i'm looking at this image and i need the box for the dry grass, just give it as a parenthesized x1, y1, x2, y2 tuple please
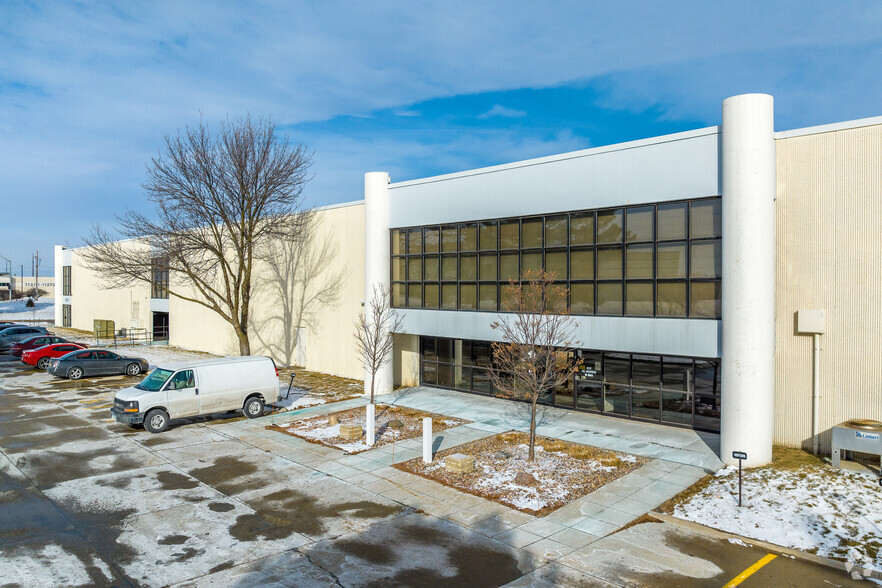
(278, 367, 364, 403)
(267, 404, 469, 453)
(395, 431, 650, 516)
(657, 445, 829, 515)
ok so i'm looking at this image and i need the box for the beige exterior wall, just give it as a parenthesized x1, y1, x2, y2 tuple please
(775, 123, 882, 452)
(68, 243, 153, 335)
(168, 202, 366, 379)
(393, 333, 420, 388)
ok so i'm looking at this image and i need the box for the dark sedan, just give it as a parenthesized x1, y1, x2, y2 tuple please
(47, 349, 149, 380)
(10, 334, 83, 357)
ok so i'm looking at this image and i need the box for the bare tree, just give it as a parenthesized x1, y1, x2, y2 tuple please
(251, 210, 347, 365)
(354, 285, 404, 404)
(81, 115, 312, 355)
(490, 270, 580, 461)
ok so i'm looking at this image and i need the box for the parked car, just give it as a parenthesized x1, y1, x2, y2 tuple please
(10, 334, 85, 357)
(47, 349, 149, 380)
(22, 343, 88, 370)
(0, 326, 50, 352)
(111, 356, 280, 433)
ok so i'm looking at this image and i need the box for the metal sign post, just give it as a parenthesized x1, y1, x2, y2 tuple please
(732, 451, 747, 507)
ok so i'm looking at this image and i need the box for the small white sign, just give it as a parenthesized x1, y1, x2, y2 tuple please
(856, 430, 880, 441)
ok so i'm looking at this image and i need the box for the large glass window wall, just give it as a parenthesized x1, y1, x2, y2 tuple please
(391, 197, 721, 318)
(419, 336, 721, 433)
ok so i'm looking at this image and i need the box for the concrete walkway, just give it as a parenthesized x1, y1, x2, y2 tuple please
(221, 385, 722, 576)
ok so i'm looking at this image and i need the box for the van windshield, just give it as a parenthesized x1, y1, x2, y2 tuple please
(136, 369, 173, 391)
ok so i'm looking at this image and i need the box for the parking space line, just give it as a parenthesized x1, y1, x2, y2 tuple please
(722, 553, 777, 587)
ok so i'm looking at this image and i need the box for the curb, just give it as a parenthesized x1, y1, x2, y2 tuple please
(650, 512, 882, 581)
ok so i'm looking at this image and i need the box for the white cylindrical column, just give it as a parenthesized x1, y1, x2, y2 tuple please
(364, 172, 393, 398)
(720, 94, 776, 468)
(422, 417, 432, 463)
(366, 403, 376, 446)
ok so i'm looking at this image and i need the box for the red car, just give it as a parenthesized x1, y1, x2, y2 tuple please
(10, 335, 84, 357)
(23, 343, 88, 370)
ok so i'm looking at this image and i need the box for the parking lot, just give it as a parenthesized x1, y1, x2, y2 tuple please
(0, 352, 870, 586)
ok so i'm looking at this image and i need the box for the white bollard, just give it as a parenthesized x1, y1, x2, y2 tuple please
(423, 417, 432, 463)
(366, 404, 375, 446)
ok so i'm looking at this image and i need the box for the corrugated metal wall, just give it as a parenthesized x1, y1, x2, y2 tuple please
(775, 124, 882, 452)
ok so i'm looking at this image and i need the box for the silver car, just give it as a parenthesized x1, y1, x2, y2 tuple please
(0, 325, 50, 352)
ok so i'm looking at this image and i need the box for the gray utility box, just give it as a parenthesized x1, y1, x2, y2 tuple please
(831, 420, 882, 471)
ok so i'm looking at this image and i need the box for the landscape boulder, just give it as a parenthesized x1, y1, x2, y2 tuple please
(514, 471, 537, 487)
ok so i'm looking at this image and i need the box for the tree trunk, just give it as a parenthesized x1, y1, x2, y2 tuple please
(370, 372, 375, 405)
(528, 396, 538, 461)
(235, 327, 251, 356)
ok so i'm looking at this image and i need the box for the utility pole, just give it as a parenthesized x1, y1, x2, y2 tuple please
(34, 251, 40, 301)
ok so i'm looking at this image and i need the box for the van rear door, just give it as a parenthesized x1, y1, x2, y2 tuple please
(164, 369, 199, 418)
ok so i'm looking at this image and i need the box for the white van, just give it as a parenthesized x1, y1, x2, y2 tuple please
(111, 356, 280, 433)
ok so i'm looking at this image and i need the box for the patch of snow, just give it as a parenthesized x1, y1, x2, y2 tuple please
(727, 538, 749, 547)
(675, 464, 882, 572)
(0, 297, 54, 320)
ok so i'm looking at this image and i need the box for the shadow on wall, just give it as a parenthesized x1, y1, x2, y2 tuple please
(251, 212, 348, 367)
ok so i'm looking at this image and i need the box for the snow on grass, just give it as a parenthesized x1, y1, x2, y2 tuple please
(674, 463, 882, 571)
(397, 431, 649, 515)
(0, 297, 54, 320)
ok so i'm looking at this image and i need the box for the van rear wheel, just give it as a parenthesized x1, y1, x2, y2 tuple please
(144, 409, 169, 433)
(243, 397, 264, 419)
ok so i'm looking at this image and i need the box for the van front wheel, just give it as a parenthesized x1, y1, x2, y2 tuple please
(243, 397, 264, 419)
(144, 409, 169, 433)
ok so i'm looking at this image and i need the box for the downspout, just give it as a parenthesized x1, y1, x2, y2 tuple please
(812, 332, 820, 455)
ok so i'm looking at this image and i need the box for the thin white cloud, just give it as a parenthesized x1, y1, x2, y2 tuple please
(478, 104, 527, 119)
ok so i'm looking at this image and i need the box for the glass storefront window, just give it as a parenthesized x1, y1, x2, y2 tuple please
(392, 229, 405, 255)
(479, 253, 497, 281)
(442, 226, 458, 252)
(626, 244, 653, 279)
(522, 218, 543, 248)
(441, 256, 457, 281)
(425, 256, 439, 281)
(597, 247, 622, 280)
(657, 242, 687, 279)
(690, 240, 721, 278)
(625, 282, 653, 316)
(392, 257, 405, 281)
(424, 284, 439, 308)
(545, 216, 568, 247)
(545, 251, 567, 281)
(657, 202, 688, 241)
(407, 257, 421, 281)
(460, 284, 477, 310)
(392, 283, 404, 307)
(441, 284, 457, 309)
(691, 199, 722, 239)
(460, 255, 477, 281)
(626, 207, 654, 242)
(570, 283, 594, 315)
(392, 196, 720, 316)
(500, 220, 519, 249)
(479, 284, 497, 311)
(425, 228, 440, 253)
(570, 212, 594, 246)
(597, 209, 624, 244)
(596, 283, 623, 315)
(408, 229, 422, 254)
(521, 252, 542, 276)
(479, 222, 497, 250)
(690, 281, 721, 318)
(499, 253, 519, 281)
(419, 336, 720, 433)
(570, 249, 594, 280)
(460, 224, 477, 251)
(407, 284, 421, 308)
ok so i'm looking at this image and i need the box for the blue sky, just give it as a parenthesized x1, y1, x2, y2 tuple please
(2, 1, 881, 275)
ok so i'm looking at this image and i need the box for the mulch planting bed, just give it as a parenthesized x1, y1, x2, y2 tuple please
(267, 404, 470, 454)
(394, 431, 650, 516)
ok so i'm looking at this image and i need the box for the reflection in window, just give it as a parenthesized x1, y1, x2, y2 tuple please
(597, 209, 623, 244)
